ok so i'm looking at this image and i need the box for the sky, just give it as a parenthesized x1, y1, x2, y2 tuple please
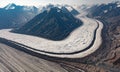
(0, 0, 119, 7)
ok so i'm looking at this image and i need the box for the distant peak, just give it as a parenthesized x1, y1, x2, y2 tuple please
(4, 3, 16, 10)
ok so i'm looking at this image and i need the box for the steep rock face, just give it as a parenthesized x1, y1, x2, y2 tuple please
(16, 7, 82, 40)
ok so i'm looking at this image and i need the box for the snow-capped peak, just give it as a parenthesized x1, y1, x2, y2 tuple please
(4, 3, 16, 10)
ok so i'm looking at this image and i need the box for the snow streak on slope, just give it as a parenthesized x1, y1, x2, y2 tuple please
(0, 16, 103, 58)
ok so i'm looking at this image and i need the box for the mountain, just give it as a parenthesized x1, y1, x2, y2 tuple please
(15, 7, 82, 41)
(88, 1, 120, 18)
(0, 3, 39, 29)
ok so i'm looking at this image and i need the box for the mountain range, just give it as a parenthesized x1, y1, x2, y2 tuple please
(0, 3, 40, 29)
(87, 1, 120, 18)
(0, 3, 79, 29)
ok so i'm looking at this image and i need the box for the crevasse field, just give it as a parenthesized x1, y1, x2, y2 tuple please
(0, 15, 103, 58)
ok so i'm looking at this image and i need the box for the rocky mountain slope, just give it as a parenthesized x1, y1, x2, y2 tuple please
(88, 1, 120, 18)
(16, 7, 82, 40)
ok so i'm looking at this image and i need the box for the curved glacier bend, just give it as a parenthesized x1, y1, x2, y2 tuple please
(0, 16, 103, 58)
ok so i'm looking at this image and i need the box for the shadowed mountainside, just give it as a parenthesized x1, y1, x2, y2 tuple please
(15, 7, 82, 41)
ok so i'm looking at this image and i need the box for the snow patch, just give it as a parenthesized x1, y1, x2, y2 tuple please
(66, 6, 73, 12)
(117, 4, 120, 7)
(104, 10, 108, 13)
(5, 6, 15, 10)
(57, 9, 61, 12)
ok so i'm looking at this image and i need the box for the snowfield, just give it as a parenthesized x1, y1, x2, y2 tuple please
(0, 15, 103, 58)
